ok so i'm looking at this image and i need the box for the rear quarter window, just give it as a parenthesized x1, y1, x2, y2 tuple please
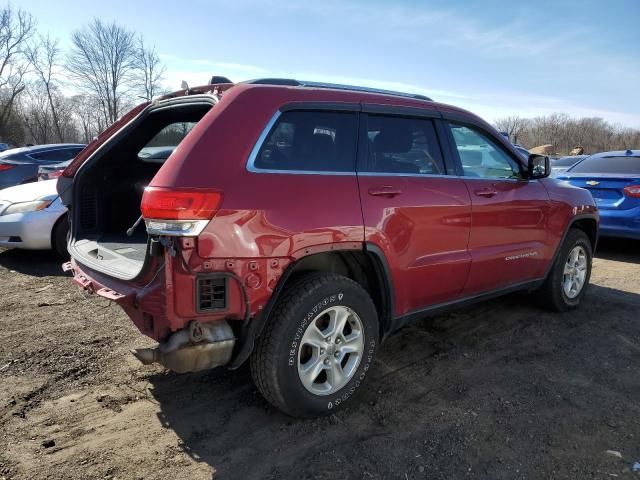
(253, 111, 357, 172)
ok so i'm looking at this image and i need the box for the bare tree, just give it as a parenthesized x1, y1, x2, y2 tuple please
(0, 5, 36, 136)
(69, 94, 106, 143)
(494, 115, 528, 144)
(18, 82, 53, 144)
(134, 36, 165, 101)
(26, 34, 65, 141)
(66, 19, 136, 124)
(503, 113, 640, 155)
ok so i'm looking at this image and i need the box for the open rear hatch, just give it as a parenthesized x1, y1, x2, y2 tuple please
(67, 96, 216, 280)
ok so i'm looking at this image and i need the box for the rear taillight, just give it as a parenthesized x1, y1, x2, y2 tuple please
(0, 164, 15, 171)
(623, 185, 640, 198)
(141, 187, 223, 236)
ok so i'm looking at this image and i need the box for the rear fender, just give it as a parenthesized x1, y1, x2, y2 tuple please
(228, 243, 394, 369)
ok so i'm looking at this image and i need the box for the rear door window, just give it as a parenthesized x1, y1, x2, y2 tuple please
(254, 111, 357, 172)
(361, 115, 445, 175)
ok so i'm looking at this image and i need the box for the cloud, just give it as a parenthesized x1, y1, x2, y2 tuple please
(235, 0, 586, 59)
(159, 58, 640, 128)
(159, 54, 268, 74)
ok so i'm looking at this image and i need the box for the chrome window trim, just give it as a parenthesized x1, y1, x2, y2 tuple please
(245, 111, 537, 181)
(460, 176, 534, 182)
(248, 168, 356, 176)
(246, 110, 358, 176)
(357, 172, 536, 182)
(357, 171, 452, 178)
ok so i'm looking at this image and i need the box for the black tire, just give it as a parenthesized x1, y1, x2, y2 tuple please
(51, 214, 70, 259)
(538, 228, 592, 312)
(250, 272, 379, 418)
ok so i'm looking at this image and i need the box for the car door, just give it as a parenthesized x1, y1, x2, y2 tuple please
(357, 109, 472, 317)
(443, 121, 551, 295)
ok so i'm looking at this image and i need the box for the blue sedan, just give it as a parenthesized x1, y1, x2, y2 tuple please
(557, 149, 640, 240)
(0, 144, 85, 190)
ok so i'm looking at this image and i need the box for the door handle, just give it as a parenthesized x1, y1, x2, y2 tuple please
(368, 186, 402, 198)
(474, 188, 497, 198)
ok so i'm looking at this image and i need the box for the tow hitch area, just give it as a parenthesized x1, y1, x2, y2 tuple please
(131, 320, 235, 373)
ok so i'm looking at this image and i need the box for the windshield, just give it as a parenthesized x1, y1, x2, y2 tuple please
(569, 155, 640, 175)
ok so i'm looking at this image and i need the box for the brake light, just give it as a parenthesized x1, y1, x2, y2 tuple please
(0, 164, 15, 171)
(141, 187, 223, 236)
(623, 185, 640, 198)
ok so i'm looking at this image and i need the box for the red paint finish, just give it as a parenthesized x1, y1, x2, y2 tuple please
(461, 178, 551, 295)
(65, 82, 598, 345)
(358, 175, 472, 314)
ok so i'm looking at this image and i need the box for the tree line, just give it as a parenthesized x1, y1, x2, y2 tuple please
(0, 4, 165, 146)
(494, 113, 640, 155)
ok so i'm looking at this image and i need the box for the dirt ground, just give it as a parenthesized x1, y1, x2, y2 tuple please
(1, 239, 639, 480)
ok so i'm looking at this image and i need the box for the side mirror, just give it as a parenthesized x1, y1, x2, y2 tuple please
(528, 154, 550, 179)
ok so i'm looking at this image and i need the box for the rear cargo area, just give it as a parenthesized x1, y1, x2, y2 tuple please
(70, 100, 214, 279)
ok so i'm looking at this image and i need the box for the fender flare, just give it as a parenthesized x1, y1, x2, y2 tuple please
(228, 243, 396, 369)
(543, 213, 599, 278)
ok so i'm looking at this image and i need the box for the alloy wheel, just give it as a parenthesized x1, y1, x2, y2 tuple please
(297, 306, 365, 396)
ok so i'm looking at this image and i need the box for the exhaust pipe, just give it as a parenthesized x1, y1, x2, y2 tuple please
(131, 320, 235, 373)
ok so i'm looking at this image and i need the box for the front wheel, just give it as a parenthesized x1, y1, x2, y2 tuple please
(538, 228, 593, 311)
(250, 273, 379, 418)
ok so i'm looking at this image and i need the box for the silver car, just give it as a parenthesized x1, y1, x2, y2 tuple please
(0, 180, 68, 256)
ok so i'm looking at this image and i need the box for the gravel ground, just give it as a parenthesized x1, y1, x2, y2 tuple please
(0, 238, 639, 480)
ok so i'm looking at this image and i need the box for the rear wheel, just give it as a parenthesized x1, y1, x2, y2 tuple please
(251, 273, 379, 418)
(538, 229, 592, 311)
(51, 214, 70, 259)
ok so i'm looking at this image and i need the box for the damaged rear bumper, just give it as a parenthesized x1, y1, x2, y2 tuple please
(63, 258, 239, 372)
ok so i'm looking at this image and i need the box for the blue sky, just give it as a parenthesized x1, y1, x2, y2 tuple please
(20, 0, 640, 127)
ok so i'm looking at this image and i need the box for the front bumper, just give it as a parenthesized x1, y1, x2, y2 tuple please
(0, 208, 66, 249)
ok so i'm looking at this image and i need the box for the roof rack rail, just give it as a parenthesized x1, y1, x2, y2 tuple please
(244, 78, 432, 101)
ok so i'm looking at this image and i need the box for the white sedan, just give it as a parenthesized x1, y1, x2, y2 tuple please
(0, 179, 68, 256)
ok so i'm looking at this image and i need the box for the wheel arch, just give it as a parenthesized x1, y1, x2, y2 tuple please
(229, 245, 394, 369)
(570, 216, 598, 251)
(544, 213, 598, 280)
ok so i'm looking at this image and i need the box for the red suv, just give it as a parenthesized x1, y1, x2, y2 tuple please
(59, 79, 598, 417)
